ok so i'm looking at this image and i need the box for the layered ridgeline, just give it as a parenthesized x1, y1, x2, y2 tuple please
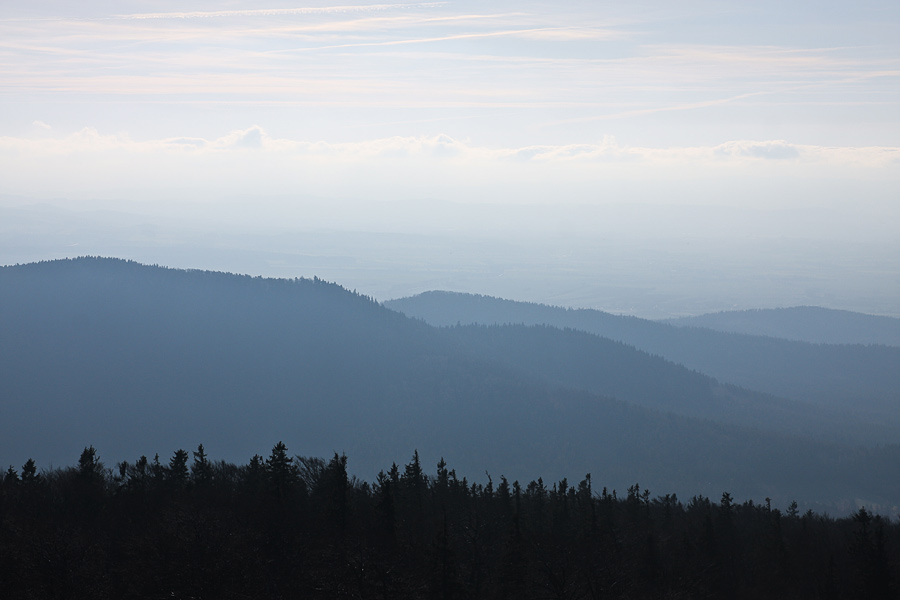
(386, 292, 900, 435)
(2, 258, 898, 513)
(663, 306, 900, 346)
(439, 324, 893, 445)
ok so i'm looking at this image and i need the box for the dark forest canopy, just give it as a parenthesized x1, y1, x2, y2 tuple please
(1, 445, 897, 600)
(1, 257, 899, 516)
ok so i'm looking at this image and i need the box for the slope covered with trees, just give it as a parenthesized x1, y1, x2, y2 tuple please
(663, 306, 900, 346)
(386, 291, 900, 429)
(2, 258, 898, 512)
(441, 323, 888, 444)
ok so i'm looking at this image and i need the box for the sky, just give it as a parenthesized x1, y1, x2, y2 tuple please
(1, 0, 898, 315)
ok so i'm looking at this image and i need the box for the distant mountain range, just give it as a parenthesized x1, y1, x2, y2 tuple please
(2, 258, 898, 514)
(386, 292, 900, 428)
(439, 324, 891, 445)
(663, 306, 900, 346)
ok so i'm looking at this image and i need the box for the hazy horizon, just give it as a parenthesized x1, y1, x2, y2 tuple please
(2, 1, 898, 317)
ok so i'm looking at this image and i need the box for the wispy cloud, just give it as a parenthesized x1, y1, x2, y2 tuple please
(714, 140, 800, 160)
(265, 26, 591, 53)
(113, 3, 449, 21)
(2, 1, 893, 112)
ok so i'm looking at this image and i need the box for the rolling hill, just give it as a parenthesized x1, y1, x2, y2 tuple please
(440, 323, 892, 445)
(663, 306, 900, 346)
(2, 257, 898, 513)
(386, 291, 900, 428)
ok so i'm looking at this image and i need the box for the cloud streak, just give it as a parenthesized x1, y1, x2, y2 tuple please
(114, 3, 449, 21)
(2, 0, 893, 116)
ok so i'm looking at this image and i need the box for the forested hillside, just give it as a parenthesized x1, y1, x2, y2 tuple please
(2, 258, 899, 513)
(442, 324, 891, 444)
(386, 292, 900, 427)
(664, 306, 900, 346)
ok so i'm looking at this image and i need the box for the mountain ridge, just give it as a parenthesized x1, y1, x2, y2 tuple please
(2, 257, 898, 513)
(663, 305, 900, 346)
(385, 291, 900, 424)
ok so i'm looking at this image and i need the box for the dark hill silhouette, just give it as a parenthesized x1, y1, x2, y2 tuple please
(663, 306, 900, 346)
(2, 258, 898, 511)
(385, 291, 900, 430)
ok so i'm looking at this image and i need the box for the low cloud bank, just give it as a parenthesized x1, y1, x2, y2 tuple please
(0, 127, 896, 215)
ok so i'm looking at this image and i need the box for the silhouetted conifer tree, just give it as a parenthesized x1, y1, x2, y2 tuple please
(168, 449, 189, 487)
(4, 466, 19, 484)
(324, 452, 350, 537)
(265, 441, 297, 499)
(21, 458, 39, 483)
(191, 444, 212, 485)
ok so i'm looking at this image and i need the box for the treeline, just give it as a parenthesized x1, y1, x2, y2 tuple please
(2, 445, 897, 599)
